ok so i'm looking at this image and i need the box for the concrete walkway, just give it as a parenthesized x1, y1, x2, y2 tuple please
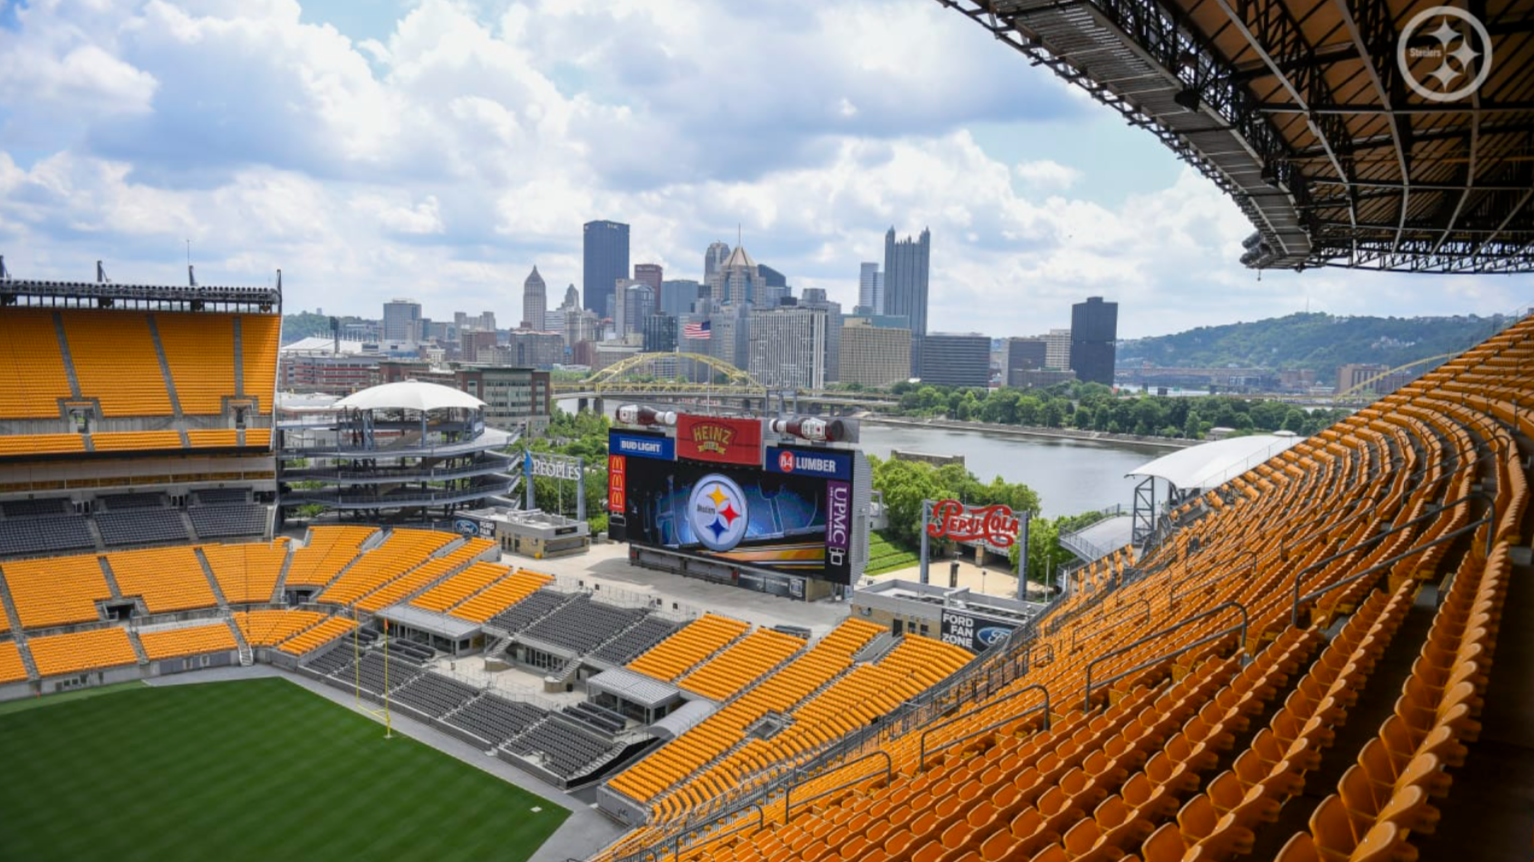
(146, 665, 627, 862)
(531, 541, 852, 637)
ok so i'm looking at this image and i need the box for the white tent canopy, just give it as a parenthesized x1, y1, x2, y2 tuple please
(1127, 433, 1302, 493)
(334, 379, 485, 412)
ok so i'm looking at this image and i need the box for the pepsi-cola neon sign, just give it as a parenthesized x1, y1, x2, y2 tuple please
(927, 500, 1021, 548)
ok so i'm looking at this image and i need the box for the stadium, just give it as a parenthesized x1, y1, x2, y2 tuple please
(3, 4, 1534, 862)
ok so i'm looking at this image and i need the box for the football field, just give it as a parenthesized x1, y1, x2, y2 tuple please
(0, 677, 568, 862)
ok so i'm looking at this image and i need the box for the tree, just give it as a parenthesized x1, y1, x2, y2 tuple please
(1183, 411, 1202, 439)
(1040, 401, 1063, 428)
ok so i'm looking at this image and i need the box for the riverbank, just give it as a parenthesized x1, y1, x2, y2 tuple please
(858, 415, 1198, 450)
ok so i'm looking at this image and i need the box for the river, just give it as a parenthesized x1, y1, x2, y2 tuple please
(557, 400, 1165, 517)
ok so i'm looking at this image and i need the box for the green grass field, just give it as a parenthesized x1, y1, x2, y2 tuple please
(0, 678, 568, 862)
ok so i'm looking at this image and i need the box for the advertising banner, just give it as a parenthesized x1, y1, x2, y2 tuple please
(610, 431, 676, 462)
(676, 414, 764, 466)
(939, 609, 1017, 653)
(765, 445, 852, 481)
(926, 500, 1022, 548)
(608, 453, 854, 584)
(608, 455, 627, 517)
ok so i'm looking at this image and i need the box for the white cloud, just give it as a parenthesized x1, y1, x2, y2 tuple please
(1015, 159, 1081, 192)
(0, 0, 1520, 340)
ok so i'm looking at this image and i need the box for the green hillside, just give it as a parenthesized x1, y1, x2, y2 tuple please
(1117, 312, 1512, 379)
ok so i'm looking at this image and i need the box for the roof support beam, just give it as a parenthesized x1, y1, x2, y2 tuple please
(1332, 0, 1411, 253)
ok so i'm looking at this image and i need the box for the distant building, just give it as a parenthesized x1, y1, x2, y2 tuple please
(501, 331, 564, 368)
(704, 241, 731, 282)
(619, 281, 656, 337)
(884, 227, 930, 374)
(593, 342, 642, 372)
(562, 307, 599, 349)
(543, 309, 565, 332)
(659, 278, 703, 318)
(709, 304, 751, 370)
(583, 220, 629, 317)
(643, 313, 677, 353)
(798, 287, 841, 384)
(840, 318, 911, 389)
(377, 361, 551, 434)
(1007, 337, 1048, 382)
(280, 354, 381, 395)
(858, 262, 883, 314)
(845, 312, 911, 331)
(383, 299, 422, 342)
(1010, 368, 1077, 389)
(1337, 363, 1391, 394)
(708, 243, 764, 306)
(460, 330, 499, 363)
(522, 266, 547, 329)
(920, 332, 989, 388)
(1045, 328, 1073, 371)
(634, 263, 663, 294)
(748, 305, 826, 390)
(1069, 297, 1118, 385)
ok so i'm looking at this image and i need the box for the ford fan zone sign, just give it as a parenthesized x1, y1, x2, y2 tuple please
(926, 500, 1022, 548)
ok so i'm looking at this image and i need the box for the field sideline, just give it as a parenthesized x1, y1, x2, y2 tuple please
(0, 677, 568, 862)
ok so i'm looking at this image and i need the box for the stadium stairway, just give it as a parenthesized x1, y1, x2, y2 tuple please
(270, 543, 295, 604)
(197, 550, 230, 608)
(98, 555, 125, 601)
(144, 315, 186, 421)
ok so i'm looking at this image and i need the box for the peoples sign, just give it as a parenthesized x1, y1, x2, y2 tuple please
(926, 500, 1021, 548)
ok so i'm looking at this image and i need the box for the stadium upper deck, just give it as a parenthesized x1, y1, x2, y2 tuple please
(938, 0, 1533, 274)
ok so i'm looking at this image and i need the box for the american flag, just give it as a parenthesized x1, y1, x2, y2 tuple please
(682, 319, 711, 340)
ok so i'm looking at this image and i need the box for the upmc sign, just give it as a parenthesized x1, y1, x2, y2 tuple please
(926, 500, 1021, 548)
(676, 414, 764, 466)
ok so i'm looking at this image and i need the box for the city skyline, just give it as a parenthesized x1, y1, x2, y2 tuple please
(0, 0, 1523, 341)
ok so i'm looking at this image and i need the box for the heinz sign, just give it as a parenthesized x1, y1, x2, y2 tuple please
(676, 414, 764, 466)
(927, 500, 1021, 548)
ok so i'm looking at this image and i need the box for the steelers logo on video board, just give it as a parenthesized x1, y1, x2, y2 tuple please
(687, 473, 749, 552)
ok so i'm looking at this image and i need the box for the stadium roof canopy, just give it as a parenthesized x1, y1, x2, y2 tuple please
(1129, 432, 1302, 491)
(937, 0, 1534, 273)
(335, 379, 485, 412)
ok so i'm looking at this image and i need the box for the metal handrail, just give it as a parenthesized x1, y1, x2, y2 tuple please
(668, 802, 765, 861)
(1071, 597, 1152, 649)
(1083, 601, 1248, 711)
(1294, 515, 1494, 625)
(783, 750, 891, 824)
(918, 684, 1049, 770)
(1289, 490, 1494, 626)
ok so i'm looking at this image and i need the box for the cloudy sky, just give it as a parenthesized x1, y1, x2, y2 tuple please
(0, 0, 1525, 338)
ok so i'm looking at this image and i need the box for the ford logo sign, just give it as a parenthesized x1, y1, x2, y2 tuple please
(975, 627, 1010, 647)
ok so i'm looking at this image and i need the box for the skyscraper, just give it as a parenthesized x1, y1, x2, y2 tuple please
(884, 227, 930, 374)
(799, 287, 842, 384)
(858, 262, 884, 314)
(1045, 328, 1073, 370)
(583, 220, 630, 317)
(704, 241, 731, 282)
(561, 283, 580, 309)
(708, 243, 763, 306)
(382, 299, 422, 342)
(659, 279, 703, 318)
(522, 266, 547, 329)
(1069, 296, 1119, 385)
(748, 305, 826, 390)
(620, 281, 655, 337)
(642, 313, 677, 353)
(840, 319, 911, 389)
(919, 333, 990, 388)
(634, 263, 663, 292)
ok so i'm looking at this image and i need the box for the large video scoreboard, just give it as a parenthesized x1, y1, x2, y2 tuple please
(608, 415, 867, 586)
